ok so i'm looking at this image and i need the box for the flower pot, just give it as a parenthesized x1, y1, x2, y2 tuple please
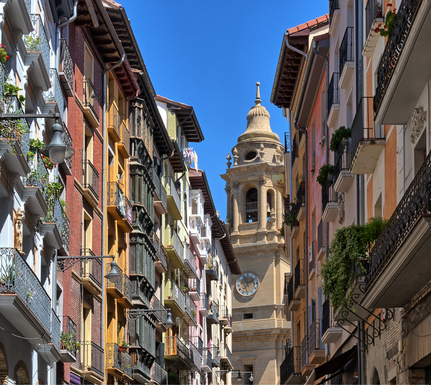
(119, 346, 126, 352)
(376, 11, 382, 17)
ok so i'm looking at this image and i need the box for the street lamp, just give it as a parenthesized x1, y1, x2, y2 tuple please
(104, 259, 121, 283)
(216, 370, 253, 383)
(40, 119, 74, 163)
(128, 308, 175, 329)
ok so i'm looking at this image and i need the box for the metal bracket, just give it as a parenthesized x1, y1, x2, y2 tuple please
(57, 255, 114, 271)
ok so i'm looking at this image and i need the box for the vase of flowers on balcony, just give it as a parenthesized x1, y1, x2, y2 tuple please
(376, 4, 397, 37)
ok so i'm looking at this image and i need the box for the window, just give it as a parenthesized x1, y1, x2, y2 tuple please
(245, 188, 258, 223)
(243, 313, 253, 320)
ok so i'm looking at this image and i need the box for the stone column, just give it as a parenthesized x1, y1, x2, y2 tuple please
(232, 182, 240, 234)
(276, 188, 283, 230)
(258, 177, 267, 231)
(225, 185, 231, 231)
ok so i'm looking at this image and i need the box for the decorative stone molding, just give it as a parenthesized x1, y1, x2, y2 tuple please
(258, 143, 265, 161)
(225, 185, 231, 194)
(232, 147, 239, 166)
(14, 208, 24, 255)
(226, 153, 232, 169)
(232, 182, 240, 190)
(410, 106, 427, 144)
(258, 177, 266, 186)
(338, 192, 345, 224)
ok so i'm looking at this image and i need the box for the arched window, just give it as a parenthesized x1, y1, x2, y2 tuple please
(0, 343, 8, 385)
(14, 361, 29, 385)
(245, 188, 258, 223)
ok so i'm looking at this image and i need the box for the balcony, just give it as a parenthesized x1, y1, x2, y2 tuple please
(106, 343, 133, 382)
(42, 68, 64, 117)
(80, 341, 104, 383)
(295, 184, 305, 222)
(165, 336, 192, 368)
(220, 344, 233, 371)
(294, 260, 305, 299)
(49, 195, 70, 254)
(118, 120, 130, 158)
(117, 273, 133, 308)
(207, 300, 219, 324)
(373, 0, 430, 124)
(107, 182, 127, 220)
(309, 241, 315, 278)
(291, 133, 299, 169)
(339, 27, 354, 89)
(201, 351, 213, 372)
(153, 232, 168, 273)
(206, 260, 219, 281)
(362, 0, 384, 57)
(327, 72, 340, 129)
(151, 167, 167, 215)
(317, 220, 326, 261)
(189, 216, 202, 247)
(82, 78, 100, 128)
(130, 277, 151, 309)
(81, 249, 102, 295)
(108, 104, 121, 141)
(166, 177, 182, 220)
(130, 348, 153, 383)
(3, 0, 32, 35)
(153, 361, 168, 385)
(321, 299, 343, 344)
(60, 122, 72, 175)
(308, 320, 324, 364)
(189, 277, 200, 301)
(152, 295, 168, 332)
(184, 292, 197, 326)
(164, 227, 184, 269)
(106, 263, 132, 307)
(350, 97, 385, 174)
(286, 274, 300, 312)
(60, 316, 77, 363)
(0, 248, 52, 344)
(280, 345, 302, 385)
(322, 178, 338, 223)
(82, 159, 99, 205)
(333, 138, 354, 192)
(117, 196, 133, 232)
(59, 38, 73, 96)
(164, 280, 185, 317)
(329, 0, 340, 35)
(24, 152, 48, 216)
(197, 238, 210, 264)
(189, 341, 202, 371)
(363, 151, 431, 308)
(23, 14, 50, 91)
(182, 247, 198, 279)
(199, 293, 209, 316)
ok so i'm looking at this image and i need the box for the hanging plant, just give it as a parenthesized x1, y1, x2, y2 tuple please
(330, 126, 351, 152)
(316, 164, 335, 186)
(320, 217, 387, 313)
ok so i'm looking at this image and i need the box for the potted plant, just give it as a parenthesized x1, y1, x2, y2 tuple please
(168, 372, 179, 384)
(0, 44, 9, 64)
(191, 310, 196, 317)
(374, 2, 382, 17)
(375, 4, 397, 37)
(330, 126, 351, 152)
(119, 340, 129, 352)
(317, 164, 335, 186)
(182, 286, 189, 294)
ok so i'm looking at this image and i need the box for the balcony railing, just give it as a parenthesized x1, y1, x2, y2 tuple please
(286, 274, 293, 307)
(167, 228, 184, 260)
(165, 336, 190, 363)
(165, 280, 185, 312)
(339, 27, 354, 76)
(43, 68, 64, 117)
(365, 0, 383, 36)
(131, 349, 152, 378)
(106, 262, 124, 294)
(151, 167, 167, 210)
(167, 177, 181, 212)
(200, 293, 210, 312)
(291, 133, 299, 167)
(189, 277, 200, 296)
(51, 195, 69, 253)
(106, 343, 121, 371)
(0, 248, 51, 333)
(61, 316, 77, 357)
(51, 309, 60, 353)
(280, 345, 301, 383)
(83, 78, 100, 121)
(309, 320, 318, 353)
(223, 344, 233, 364)
(120, 121, 130, 154)
(109, 104, 121, 139)
(123, 273, 133, 304)
(333, 138, 352, 182)
(317, 220, 326, 253)
(301, 337, 308, 367)
(83, 159, 99, 201)
(374, 0, 422, 115)
(61, 122, 73, 173)
(210, 300, 219, 318)
(294, 260, 304, 293)
(328, 72, 339, 115)
(321, 299, 330, 337)
(153, 361, 167, 384)
(125, 196, 133, 224)
(309, 241, 316, 272)
(284, 272, 290, 295)
(152, 295, 167, 326)
(108, 182, 126, 217)
(153, 232, 167, 271)
(322, 177, 337, 215)
(189, 341, 202, 370)
(59, 38, 73, 96)
(329, 0, 339, 24)
(81, 249, 102, 287)
(26, 152, 48, 198)
(81, 341, 104, 375)
(351, 97, 384, 165)
(24, 14, 50, 71)
(365, 150, 431, 291)
(185, 292, 197, 323)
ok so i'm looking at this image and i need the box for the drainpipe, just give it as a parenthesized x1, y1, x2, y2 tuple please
(289, 108, 294, 348)
(313, 41, 330, 365)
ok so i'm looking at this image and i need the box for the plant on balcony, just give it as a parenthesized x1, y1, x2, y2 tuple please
(182, 286, 189, 293)
(191, 310, 196, 317)
(168, 373, 179, 384)
(24, 35, 40, 51)
(284, 205, 299, 228)
(60, 331, 80, 352)
(374, 2, 382, 17)
(320, 217, 387, 313)
(43, 180, 63, 222)
(0, 264, 15, 292)
(0, 45, 9, 64)
(317, 164, 335, 186)
(376, 5, 397, 37)
(41, 154, 57, 170)
(330, 126, 351, 152)
(0, 119, 29, 141)
(27, 138, 45, 162)
(26, 288, 35, 302)
(4, 83, 22, 96)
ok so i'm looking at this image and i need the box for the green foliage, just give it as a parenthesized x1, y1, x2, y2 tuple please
(330, 126, 351, 152)
(121, 340, 130, 348)
(316, 164, 335, 186)
(377, 8, 397, 37)
(27, 139, 45, 161)
(4, 82, 22, 96)
(0, 120, 29, 140)
(284, 207, 299, 228)
(24, 35, 40, 51)
(60, 331, 80, 351)
(0, 45, 9, 65)
(320, 217, 388, 313)
(168, 372, 179, 384)
(0, 264, 15, 284)
(44, 180, 63, 222)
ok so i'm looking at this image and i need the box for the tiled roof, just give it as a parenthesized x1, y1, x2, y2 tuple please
(287, 14, 329, 35)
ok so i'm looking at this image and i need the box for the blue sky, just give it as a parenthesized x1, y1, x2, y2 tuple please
(119, 0, 329, 220)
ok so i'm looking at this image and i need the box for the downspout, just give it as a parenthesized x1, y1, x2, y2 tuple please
(289, 108, 294, 348)
(102, 52, 125, 383)
(312, 42, 330, 365)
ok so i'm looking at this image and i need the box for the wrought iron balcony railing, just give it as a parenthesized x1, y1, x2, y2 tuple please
(286, 274, 293, 307)
(365, 0, 383, 36)
(168, 228, 184, 260)
(374, 0, 422, 115)
(151, 167, 168, 210)
(317, 219, 326, 252)
(108, 182, 126, 217)
(106, 262, 124, 294)
(189, 277, 200, 296)
(26, 152, 48, 198)
(167, 177, 181, 213)
(61, 122, 73, 173)
(200, 293, 209, 312)
(51, 195, 69, 253)
(83, 78, 100, 121)
(322, 177, 337, 215)
(365, 149, 431, 291)
(321, 299, 330, 337)
(333, 137, 352, 183)
(309, 320, 319, 353)
(106, 343, 121, 371)
(82, 159, 99, 201)
(152, 294, 167, 326)
(280, 345, 301, 383)
(185, 292, 197, 323)
(301, 336, 308, 367)
(51, 309, 61, 352)
(339, 27, 354, 76)
(130, 349, 152, 378)
(0, 248, 51, 335)
(153, 232, 168, 271)
(24, 14, 50, 71)
(328, 72, 339, 115)
(294, 260, 304, 293)
(61, 316, 77, 357)
(81, 341, 104, 375)
(109, 104, 121, 139)
(153, 361, 167, 384)
(43, 68, 64, 117)
(284, 272, 290, 296)
(291, 133, 299, 167)
(165, 280, 185, 312)
(329, 0, 339, 24)
(120, 120, 130, 154)
(59, 38, 74, 95)
(81, 249, 102, 287)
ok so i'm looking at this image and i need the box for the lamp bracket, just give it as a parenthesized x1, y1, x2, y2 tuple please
(57, 255, 114, 271)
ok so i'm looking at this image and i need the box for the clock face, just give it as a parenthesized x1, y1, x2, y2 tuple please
(236, 273, 259, 296)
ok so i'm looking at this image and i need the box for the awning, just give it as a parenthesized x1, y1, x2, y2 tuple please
(314, 345, 357, 380)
